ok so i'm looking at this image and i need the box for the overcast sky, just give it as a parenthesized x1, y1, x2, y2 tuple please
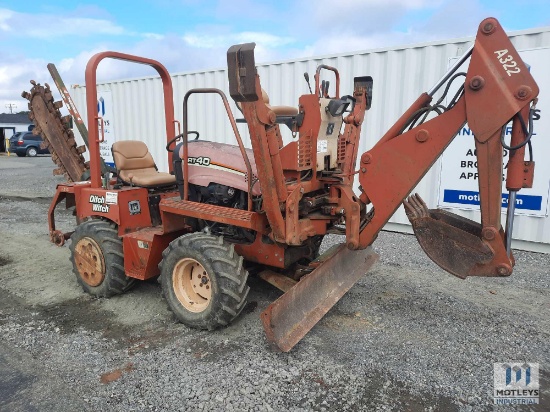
(1, 0, 548, 113)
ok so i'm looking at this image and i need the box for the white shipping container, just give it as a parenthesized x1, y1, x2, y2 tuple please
(70, 26, 550, 252)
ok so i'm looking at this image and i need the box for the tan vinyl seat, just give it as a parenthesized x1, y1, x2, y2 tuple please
(238, 89, 298, 116)
(112, 140, 176, 187)
(261, 89, 299, 116)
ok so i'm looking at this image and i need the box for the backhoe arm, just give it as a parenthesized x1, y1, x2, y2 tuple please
(227, 43, 287, 242)
(357, 17, 539, 279)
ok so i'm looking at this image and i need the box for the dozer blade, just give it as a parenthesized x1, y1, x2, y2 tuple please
(261, 244, 379, 352)
(403, 193, 513, 279)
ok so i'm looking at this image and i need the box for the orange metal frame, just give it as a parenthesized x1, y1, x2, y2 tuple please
(49, 18, 538, 282)
(85, 51, 177, 188)
(227, 18, 538, 278)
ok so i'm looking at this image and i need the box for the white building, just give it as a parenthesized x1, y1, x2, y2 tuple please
(0, 113, 33, 152)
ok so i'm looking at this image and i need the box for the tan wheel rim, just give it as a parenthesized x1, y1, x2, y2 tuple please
(172, 258, 212, 313)
(74, 237, 106, 287)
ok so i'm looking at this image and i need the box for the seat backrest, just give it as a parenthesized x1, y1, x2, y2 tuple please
(237, 88, 297, 116)
(261, 89, 270, 104)
(237, 89, 270, 113)
(112, 140, 156, 172)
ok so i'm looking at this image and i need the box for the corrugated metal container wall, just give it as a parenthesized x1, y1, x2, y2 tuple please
(70, 27, 550, 252)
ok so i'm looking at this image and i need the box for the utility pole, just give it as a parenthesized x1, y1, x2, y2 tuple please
(5, 103, 17, 114)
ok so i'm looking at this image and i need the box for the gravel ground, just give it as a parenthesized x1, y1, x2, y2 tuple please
(0, 155, 548, 411)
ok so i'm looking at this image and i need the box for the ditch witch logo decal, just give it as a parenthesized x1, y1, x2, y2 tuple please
(89, 194, 110, 213)
(128, 200, 141, 215)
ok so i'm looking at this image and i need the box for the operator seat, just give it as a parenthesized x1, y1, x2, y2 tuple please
(237, 89, 298, 116)
(111, 140, 176, 188)
(261, 89, 298, 116)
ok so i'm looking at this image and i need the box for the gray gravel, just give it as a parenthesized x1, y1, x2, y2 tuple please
(0, 155, 548, 411)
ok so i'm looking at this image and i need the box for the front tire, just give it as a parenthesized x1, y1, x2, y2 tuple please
(26, 147, 38, 157)
(160, 233, 249, 330)
(69, 220, 135, 297)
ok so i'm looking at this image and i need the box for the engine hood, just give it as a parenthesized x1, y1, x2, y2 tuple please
(179, 141, 261, 196)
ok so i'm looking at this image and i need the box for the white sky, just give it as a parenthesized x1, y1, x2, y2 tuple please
(0, 0, 548, 113)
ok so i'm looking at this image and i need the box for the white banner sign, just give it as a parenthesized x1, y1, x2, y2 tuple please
(438, 48, 549, 217)
(97, 89, 117, 166)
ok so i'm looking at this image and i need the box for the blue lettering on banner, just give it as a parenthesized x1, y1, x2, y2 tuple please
(457, 125, 536, 137)
(97, 96, 106, 116)
(443, 189, 542, 211)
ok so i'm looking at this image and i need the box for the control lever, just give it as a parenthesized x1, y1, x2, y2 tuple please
(304, 72, 313, 94)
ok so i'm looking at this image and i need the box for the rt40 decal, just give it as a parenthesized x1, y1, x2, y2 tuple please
(188, 156, 211, 166)
(494, 49, 521, 77)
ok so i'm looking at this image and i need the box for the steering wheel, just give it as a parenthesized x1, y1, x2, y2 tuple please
(166, 131, 200, 152)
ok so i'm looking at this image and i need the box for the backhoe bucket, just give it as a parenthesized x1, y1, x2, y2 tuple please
(261, 244, 379, 352)
(403, 194, 513, 279)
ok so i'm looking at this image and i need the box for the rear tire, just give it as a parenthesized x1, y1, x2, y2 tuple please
(160, 233, 249, 330)
(26, 147, 38, 157)
(69, 220, 135, 297)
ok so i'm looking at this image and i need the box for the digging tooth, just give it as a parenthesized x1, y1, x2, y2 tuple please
(32, 127, 42, 135)
(24, 81, 88, 182)
(53, 168, 65, 176)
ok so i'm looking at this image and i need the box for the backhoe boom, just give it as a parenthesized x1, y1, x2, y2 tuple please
(357, 17, 538, 278)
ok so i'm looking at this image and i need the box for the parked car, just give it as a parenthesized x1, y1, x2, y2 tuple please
(9, 132, 49, 157)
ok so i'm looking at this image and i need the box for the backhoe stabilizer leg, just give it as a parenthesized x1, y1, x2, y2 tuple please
(261, 245, 379, 352)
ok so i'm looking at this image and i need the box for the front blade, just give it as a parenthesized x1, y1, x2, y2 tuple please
(261, 245, 379, 352)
